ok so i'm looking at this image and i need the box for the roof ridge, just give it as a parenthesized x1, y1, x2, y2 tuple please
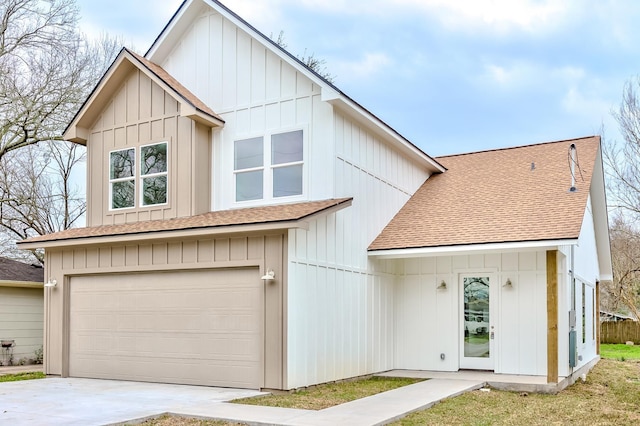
(436, 135, 600, 160)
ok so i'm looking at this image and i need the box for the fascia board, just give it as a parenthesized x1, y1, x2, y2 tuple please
(368, 239, 579, 259)
(0, 280, 43, 289)
(17, 221, 307, 250)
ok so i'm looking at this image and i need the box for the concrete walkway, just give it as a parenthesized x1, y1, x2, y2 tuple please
(0, 376, 483, 425)
(140, 378, 484, 426)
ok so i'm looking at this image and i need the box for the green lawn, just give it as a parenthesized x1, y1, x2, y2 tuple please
(232, 376, 423, 410)
(600, 343, 640, 361)
(0, 371, 45, 382)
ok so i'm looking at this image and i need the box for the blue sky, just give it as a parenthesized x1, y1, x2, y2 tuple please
(76, 0, 640, 157)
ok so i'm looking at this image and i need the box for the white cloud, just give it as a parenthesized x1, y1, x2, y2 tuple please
(334, 52, 392, 82)
(395, 0, 569, 34)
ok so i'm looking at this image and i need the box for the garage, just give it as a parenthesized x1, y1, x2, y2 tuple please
(69, 268, 262, 389)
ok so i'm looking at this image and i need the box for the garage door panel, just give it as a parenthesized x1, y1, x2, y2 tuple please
(69, 268, 262, 389)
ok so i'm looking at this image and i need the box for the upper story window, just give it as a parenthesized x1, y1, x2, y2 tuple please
(109, 141, 168, 210)
(141, 142, 168, 206)
(110, 148, 135, 209)
(234, 130, 303, 203)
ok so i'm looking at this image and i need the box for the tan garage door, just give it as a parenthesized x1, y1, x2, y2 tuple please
(69, 268, 262, 389)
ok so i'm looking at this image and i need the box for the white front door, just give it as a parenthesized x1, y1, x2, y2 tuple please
(460, 274, 495, 370)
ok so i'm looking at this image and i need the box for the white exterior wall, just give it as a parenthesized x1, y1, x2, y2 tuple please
(286, 112, 431, 388)
(559, 196, 600, 377)
(395, 251, 548, 376)
(159, 9, 334, 210)
(157, 7, 434, 388)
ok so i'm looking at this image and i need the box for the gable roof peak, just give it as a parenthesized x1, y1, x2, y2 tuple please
(63, 46, 224, 144)
(145, 0, 445, 174)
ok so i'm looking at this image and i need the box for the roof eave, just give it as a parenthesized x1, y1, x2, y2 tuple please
(589, 143, 613, 279)
(0, 280, 43, 289)
(368, 239, 580, 259)
(18, 220, 306, 250)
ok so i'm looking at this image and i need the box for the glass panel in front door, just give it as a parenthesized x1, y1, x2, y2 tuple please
(463, 277, 490, 358)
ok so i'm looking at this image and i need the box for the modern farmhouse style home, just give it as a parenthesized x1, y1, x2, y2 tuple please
(19, 0, 611, 392)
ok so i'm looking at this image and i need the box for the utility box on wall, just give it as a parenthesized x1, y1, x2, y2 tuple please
(569, 329, 577, 368)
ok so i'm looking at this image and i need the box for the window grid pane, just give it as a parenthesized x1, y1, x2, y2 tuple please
(273, 164, 303, 197)
(235, 137, 264, 170)
(141, 143, 167, 175)
(110, 148, 135, 179)
(142, 176, 167, 206)
(236, 170, 263, 201)
(272, 130, 303, 165)
(111, 180, 135, 209)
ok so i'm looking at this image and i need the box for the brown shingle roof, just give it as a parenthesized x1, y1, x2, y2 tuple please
(20, 198, 352, 246)
(0, 257, 43, 283)
(369, 136, 601, 251)
(126, 49, 223, 123)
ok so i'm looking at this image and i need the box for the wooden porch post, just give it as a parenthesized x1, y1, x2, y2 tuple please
(546, 250, 558, 383)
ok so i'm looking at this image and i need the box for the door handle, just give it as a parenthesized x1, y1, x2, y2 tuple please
(490, 331, 495, 340)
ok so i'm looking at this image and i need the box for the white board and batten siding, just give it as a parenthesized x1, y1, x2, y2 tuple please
(286, 112, 431, 388)
(395, 251, 548, 377)
(558, 196, 600, 377)
(158, 8, 334, 211)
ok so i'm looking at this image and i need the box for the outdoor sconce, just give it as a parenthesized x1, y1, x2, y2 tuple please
(503, 278, 513, 288)
(44, 278, 57, 288)
(261, 269, 275, 282)
(437, 280, 447, 290)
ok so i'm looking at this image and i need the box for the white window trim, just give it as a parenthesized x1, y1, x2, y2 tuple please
(140, 141, 169, 208)
(232, 127, 307, 206)
(108, 141, 170, 211)
(109, 147, 136, 211)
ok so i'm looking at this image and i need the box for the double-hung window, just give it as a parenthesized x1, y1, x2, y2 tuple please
(234, 130, 303, 202)
(109, 141, 168, 210)
(110, 148, 135, 209)
(140, 142, 168, 206)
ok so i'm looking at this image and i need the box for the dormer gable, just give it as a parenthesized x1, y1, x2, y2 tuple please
(64, 47, 224, 144)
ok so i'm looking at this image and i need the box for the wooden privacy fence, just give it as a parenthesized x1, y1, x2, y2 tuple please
(600, 321, 640, 344)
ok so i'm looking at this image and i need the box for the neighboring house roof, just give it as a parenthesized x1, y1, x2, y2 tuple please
(18, 198, 352, 249)
(64, 47, 224, 144)
(600, 310, 638, 321)
(0, 257, 44, 286)
(145, 0, 445, 174)
(369, 136, 602, 252)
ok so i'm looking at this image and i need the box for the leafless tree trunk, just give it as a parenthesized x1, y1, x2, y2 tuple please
(0, 141, 86, 263)
(600, 214, 640, 320)
(0, 0, 122, 263)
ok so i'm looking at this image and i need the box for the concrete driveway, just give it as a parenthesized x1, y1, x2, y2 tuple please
(0, 377, 263, 425)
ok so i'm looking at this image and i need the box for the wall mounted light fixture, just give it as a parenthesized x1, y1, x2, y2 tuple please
(437, 280, 447, 290)
(261, 270, 275, 282)
(44, 278, 57, 288)
(503, 278, 513, 288)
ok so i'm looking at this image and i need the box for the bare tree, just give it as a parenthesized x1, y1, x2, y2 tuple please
(600, 214, 640, 320)
(601, 76, 640, 318)
(0, 0, 122, 263)
(0, 141, 86, 263)
(604, 78, 640, 218)
(270, 30, 335, 83)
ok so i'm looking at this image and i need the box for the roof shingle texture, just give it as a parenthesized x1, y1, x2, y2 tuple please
(369, 136, 601, 251)
(0, 257, 43, 282)
(22, 198, 352, 245)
